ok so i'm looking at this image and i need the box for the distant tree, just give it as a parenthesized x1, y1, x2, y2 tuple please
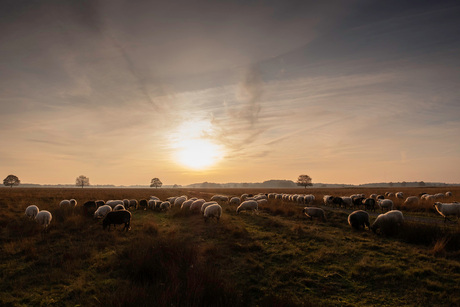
(76, 175, 90, 188)
(3, 174, 20, 187)
(418, 181, 426, 187)
(150, 178, 162, 188)
(296, 174, 313, 188)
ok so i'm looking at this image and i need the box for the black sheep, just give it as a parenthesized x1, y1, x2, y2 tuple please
(348, 210, 370, 230)
(83, 200, 97, 216)
(103, 210, 132, 231)
(138, 199, 148, 210)
(362, 198, 376, 212)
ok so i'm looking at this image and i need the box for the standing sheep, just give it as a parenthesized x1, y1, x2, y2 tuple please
(35, 210, 52, 231)
(25, 205, 39, 219)
(403, 196, 419, 207)
(370, 210, 404, 235)
(190, 199, 206, 212)
(94, 205, 112, 219)
(302, 207, 326, 222)
(203, 204, 222, 222)
(229, 197, 241, 206)
(236, 200, 258, 214)
(348, 210, 370, 230)
(377, 199, 394, 212)
(103, 210, 131, 231)
(433, 202, 460, 223)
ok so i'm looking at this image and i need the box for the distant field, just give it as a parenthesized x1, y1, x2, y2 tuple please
(1, 187, 459, 306)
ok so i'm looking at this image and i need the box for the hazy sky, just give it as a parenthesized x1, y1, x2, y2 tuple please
(1, 0, 460, 186)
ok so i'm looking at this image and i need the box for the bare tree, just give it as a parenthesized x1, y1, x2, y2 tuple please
(150, 178, 162, 188)
(3, 174, 20, 187)
(296, 174, 312, 188)
(76, 175, 90, 188)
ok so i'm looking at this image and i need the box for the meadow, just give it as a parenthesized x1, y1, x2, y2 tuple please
(1, 187, 459, 306)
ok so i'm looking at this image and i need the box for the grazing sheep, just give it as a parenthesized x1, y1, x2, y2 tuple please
(123, 199, 130, 208)
(229, 197, 241, 206)
(236, 200, 258, 214)
(352, 197, 365, 209)
(433, 202, 460, 222)
(128, 199, 138, 210)
(181, 199, 194, 210)
(304, 194, 315, 205)
(106, 200, 124, 209)
(94, 205, 112, 219)
(25, 205, 39, 219)
(348, 210, 370, 230)
(302, 207, 326, 222)
(257, 199, 268, 206)
(148, 199, 161, 210)
(166, 197, 178, 205)
(114, 204, 126, 211)
(138, 199, 148, 210)
(342, 197, 353, 208)
(103, 210, 131, 231)
(323, 195, 333, 206)
(211, 195, 229, 204)
(371, 210, 404, 235)
(240, 194, 249, 202)
(95, 200, 105, 208)
(190, 199, 206, 212)
(59, 199, 71, 208)
(403, 196, 419, 207)
(203, 204, 222, 222)
(377, 195, 385, 200)
(378, 199, 394, 212)
(83, 201, 97, 216)
(445, 191, 452, 197)
(370, 194, 378, 200)
(331, 196, 345, 208)
(396, 192, 404, 199)
(35, 210, 52, 230)
(159, 201, 171, 211)
(201, 201, 218, 215)
(362, 198, 376, 212)
(174, 196, 187, 207)
(434, 193, 445, 200)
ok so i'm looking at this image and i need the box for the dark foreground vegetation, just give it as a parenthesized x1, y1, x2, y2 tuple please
(1, 187, 459, 306)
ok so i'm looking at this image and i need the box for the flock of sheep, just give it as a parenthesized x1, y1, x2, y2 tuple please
(23, 191, 459, 234)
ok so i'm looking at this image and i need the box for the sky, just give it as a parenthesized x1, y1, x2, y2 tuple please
(1, 0, 460, 186)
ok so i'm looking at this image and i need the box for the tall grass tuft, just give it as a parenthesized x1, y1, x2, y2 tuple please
(111, 235, 242, 306)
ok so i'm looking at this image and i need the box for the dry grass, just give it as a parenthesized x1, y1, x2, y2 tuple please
(0, 186, 459, 306)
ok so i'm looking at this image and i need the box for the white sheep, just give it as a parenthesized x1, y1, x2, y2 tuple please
(201, 201, 218, 215)
(257, 199, 268, 206)
(236, 200, 258, 214)
(181, 199, 194, 210)
(445, 191, 452, 197)
(323, 195, 333, 206)
(114, 204, 126, 211)
(160, 201, 171, 211)
(371, 210, 404, 234)
(302, 207, 326, 222)
(229, 197, 241, 206)
(174, 196, 187, 207)
(203, 204, 222, 222)
(403, 196, 419, 207)
(377, 199, 394, 212)
(396, 192, 404, 199)
(35, 210, 52, 230)
(106, 200, 124, 209)
(25, 205, 39, 219)
(304, 194, 315, 205)
(94, 205, 112, 218)
(341, 197, 353, 208)
(433, 202, 460, 222)
(190, 199, 206, 212)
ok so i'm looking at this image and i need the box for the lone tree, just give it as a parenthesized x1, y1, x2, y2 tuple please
(150, 178, 162, 188)
(3, 174, 20, 187)
(76, 175, 90, 188)
(296, 174, 313, 188)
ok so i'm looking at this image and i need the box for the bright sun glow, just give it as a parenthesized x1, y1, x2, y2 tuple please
(171, 120, 224, 170)
(176, 139, 222, 169)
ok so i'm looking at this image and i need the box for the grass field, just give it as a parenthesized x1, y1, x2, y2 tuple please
(1, 187, 459, 306)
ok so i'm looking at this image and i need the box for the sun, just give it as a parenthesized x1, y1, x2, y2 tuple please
(175, 139, 222, 169)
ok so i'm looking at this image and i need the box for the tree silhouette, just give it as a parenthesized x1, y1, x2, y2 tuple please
(150, 178, 162, 188)
(76, 175, 90, 188)
(3, 174, 20, 187)
(296, 174, 312, 188)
